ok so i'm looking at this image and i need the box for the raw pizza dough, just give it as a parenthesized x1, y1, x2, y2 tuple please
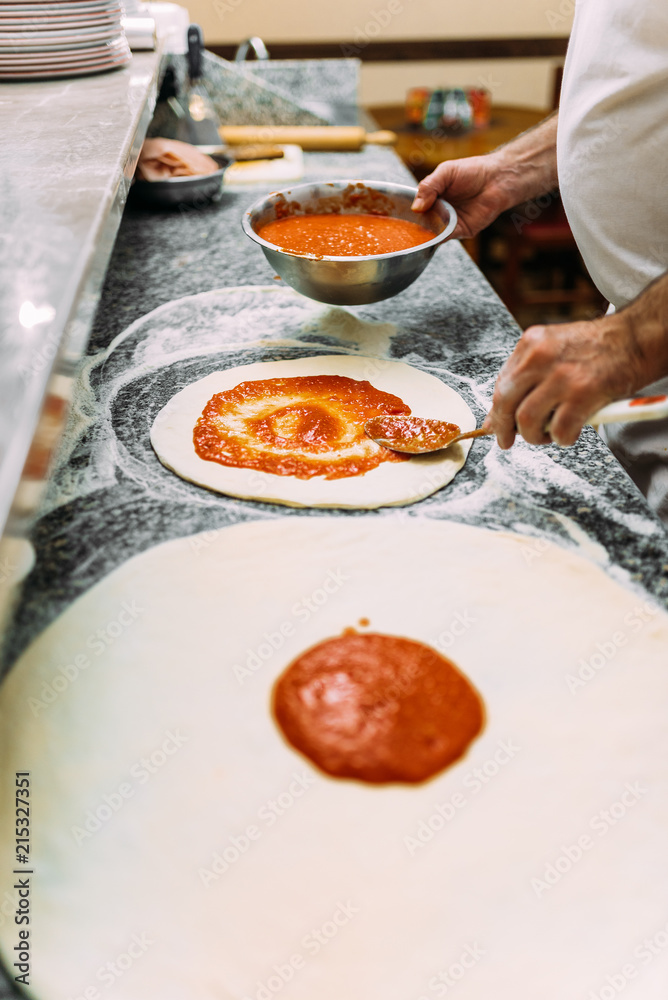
(150, 355, 476, 508)
(1, 518, 668, 1000)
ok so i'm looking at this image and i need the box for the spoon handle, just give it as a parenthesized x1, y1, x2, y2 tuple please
(587, 394, 668, 425)
(456, 427, 491, 442)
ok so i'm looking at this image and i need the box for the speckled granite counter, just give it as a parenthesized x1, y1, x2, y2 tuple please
(2, 137, 667, 686)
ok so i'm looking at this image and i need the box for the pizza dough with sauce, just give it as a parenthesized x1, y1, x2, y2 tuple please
(1, 518, 668, 1000)
(150, 355, 476, 508)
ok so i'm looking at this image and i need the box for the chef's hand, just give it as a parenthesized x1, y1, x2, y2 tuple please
(485, 298, 668, 448)
(411, 112, 560, 239)
(410, 155, 510, 239)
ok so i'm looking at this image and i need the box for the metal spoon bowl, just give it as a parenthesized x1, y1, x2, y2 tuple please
(364, 415, 489, 454)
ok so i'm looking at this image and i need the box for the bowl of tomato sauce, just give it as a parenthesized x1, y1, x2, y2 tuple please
(241, 179, 457, 305)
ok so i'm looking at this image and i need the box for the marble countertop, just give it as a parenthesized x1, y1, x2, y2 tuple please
(2, 139, 667, 678)
(0, 51, 163, 542)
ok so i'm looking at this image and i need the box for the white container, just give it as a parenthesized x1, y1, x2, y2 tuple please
(145, 2, 189, 54)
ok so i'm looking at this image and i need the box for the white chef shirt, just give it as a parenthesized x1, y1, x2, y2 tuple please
(557, 0, 668, 523)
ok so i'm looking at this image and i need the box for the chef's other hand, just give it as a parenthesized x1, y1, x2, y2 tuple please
(410, 155, 510, 240)
(485, 311, 668, 449)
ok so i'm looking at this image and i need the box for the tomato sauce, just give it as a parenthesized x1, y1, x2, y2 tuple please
(193, 374, 411, 480)
(367, 415, 461, 450)
(629, 395, 667, 406)
(272, 632, 485, 784)
(257, 213, 434, 257)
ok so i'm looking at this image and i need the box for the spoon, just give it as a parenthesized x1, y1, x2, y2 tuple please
(364, 416, 488, 454)
(364, 394, 668, 455)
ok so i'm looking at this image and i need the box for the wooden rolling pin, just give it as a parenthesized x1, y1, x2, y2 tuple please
(218, 125, 397, 151)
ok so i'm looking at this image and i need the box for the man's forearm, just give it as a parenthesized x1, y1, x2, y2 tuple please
(489, 111, 559, 212)
(613, 268, 668, 389)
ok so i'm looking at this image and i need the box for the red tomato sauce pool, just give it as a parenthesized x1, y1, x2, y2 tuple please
(256, 213, 434, 257)
(272, 632, 485, 784)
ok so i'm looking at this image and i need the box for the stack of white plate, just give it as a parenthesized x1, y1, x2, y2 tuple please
(0, 0, 131, 81)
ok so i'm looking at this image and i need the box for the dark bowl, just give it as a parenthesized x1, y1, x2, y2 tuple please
(130, 153, 231, 208)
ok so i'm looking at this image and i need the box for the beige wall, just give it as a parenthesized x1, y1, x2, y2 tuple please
(188, 0, 574, 110)
(194, 0, 574, 42)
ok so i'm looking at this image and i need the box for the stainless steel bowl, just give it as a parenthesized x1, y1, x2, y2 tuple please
(241, 179, 457, 305)
(130, 153, 231, 209)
